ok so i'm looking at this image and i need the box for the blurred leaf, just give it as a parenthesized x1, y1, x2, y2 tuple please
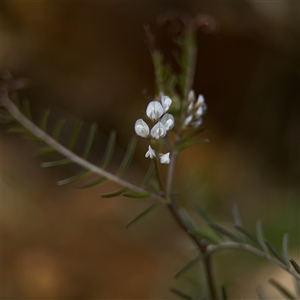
(101, 130, 116, 168)
(77, 177, 108, 189)
(180, 128, 208, 144)
(125, 203, 161, 229)
(68, 122, 83, 150)
(290, 259, 300, 275)
(39, 110, 50, 131)
(57, 170, 91, 186)
(269, 278, 296, 300)
(35, 146, 56, 156)
(169, 287, 193, 300)
(21, 99, 32, 120)
(265, 240, 287, 266)
(52, 119, 65, 140)
(195, 204, 223, 240)
(83, 123, 98, 159)
(221, 285, 227, 300)
(123, 192, 150, 198)
(41, 158, 71, 168)
(7, 125, 29, 133)
(282, 233, 290, 267)
(234, 225, 259, 246)
(101, 187, 129, 198)
(188, 230, 217, 244)
(208, 223, 240, 242)
(232, 203, 242, 227)
(141, 161, 155, 188)
(293, 276, 300, 296)
(256, 220, 269, 253)
(175, 255, 202, 279)
(117, 137, 137, 176)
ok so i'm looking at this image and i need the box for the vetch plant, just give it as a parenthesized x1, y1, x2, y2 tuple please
(1, 12, 299, 299)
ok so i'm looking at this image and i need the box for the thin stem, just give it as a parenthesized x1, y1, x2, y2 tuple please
(1, 93, 165, 204)
(203, 255, 217, 300)
(207, 242, 300, 281)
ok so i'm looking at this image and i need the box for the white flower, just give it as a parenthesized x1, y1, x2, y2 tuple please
(134, 118, 149, 138)
(145, 145, 156, 159)
(146, 101, 163, 121)
(151, 122, 167, 139)
(188, 90, 195, 103)
(161, 113, 174, 131)
(161, 96, 172, 113)
(192, 117, 203, 128)
(159, 152, 170, 164)
(195, 94, 205, 108)
(195, 106, 204, 118)
(184, 115, 193, 126)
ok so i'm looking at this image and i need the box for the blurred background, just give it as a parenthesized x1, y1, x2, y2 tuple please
(1, 1, 299, 299)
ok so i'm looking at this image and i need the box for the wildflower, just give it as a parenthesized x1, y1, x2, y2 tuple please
(151, 122, 167, 139)
(145, 145, 156, 159)
(161, 96, 172, 113)
(134, 119, 149, 138)
(161, 113, 174, 131)
(146, 101, 163, 121)
(159, 152, 170, 164)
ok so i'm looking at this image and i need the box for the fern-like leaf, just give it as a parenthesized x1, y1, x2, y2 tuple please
(208, 223, 240, 242)
(21, 99, 32, 120)
(57, 170, 91, 186)
(41, 158, 71, 168)
(52, 119, 65, 140)
(101, 187, 129, 198)
(83, 123, 98, 159)
(117, 137, 137, 176)
(256, 220, 269, 253)
(77, 177, 108, 189)
(174, 255, 202, 279)
(101, 130, 116, 168)
(125, 203, 161, 228)
(39, 110, 50, 131)
(68, 121, 83, 150)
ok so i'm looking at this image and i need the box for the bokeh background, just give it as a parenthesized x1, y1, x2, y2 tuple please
(1, 1, 299, 299)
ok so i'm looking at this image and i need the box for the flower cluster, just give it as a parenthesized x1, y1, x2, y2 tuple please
(134, 96, 174, 164)
(183, 90, 207, 128)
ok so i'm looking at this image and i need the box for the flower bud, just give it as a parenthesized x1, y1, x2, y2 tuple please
(161, 113, 174, 131)
(159, 152, 170, 164)
(134, 119, 149, 138)
(145, 145, 156, 159)
(161, 96, 172, 113)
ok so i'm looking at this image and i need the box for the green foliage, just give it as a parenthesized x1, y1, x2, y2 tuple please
(125, 203, 161, 228)
(175, 255, 202, 279)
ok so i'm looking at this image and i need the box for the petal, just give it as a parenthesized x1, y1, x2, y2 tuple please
(184, 115, 193, 126)
(188, 90, 195, 103)
(195, 106, 204, 118)
(134, 119, 149, 138)
(145, 145, 156, 159)
(146, 101, 163, 121)
(159, 152, 170, 164)
(161, 113, 175, 131)
(150, 122, 167, 139)
(161, 96, 172, 112)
